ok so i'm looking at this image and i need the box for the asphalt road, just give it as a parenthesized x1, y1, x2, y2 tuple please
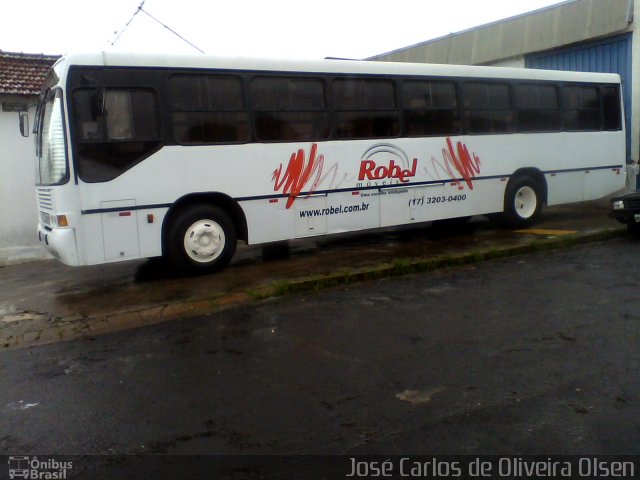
(1, 238, 639, 477)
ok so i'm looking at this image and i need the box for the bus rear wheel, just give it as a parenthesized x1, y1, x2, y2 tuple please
(501, 175, 543, 228)
(166, 205, 237, 273)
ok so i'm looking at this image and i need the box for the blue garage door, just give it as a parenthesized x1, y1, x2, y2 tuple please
(526, 33, 632, 162)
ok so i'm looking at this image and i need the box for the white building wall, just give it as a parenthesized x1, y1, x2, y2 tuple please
(0, 97, 51, 264)
(631, 1, 640, 165)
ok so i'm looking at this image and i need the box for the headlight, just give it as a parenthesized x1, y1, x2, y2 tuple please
(50, 214, 69, 228)
(613, 200, 625, 210)
(56, 215, 69, 227)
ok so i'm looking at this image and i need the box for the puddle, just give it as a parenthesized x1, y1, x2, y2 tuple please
(396, 387, 446, 405)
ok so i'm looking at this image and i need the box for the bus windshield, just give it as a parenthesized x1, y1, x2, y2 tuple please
(36, 89, 68, 185)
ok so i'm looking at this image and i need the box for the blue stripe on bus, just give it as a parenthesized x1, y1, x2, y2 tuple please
(81, 203, 173, 215)
(80, 164, 623, 215)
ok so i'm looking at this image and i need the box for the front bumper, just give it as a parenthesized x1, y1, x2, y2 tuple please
(37, 223, 80, 266)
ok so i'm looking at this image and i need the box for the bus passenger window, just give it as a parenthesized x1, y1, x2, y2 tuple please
(562, 85, 601, 131)
(601, 86, 621, 131)
(251, 76, 329, 142)
(515, 83, 561, 132)
(72, 87, 161, 182)
(170, 75, 249, 144)
(401, 80, 460, 136)
(333, 78, 399, 139)
(462, 82, 513, 134)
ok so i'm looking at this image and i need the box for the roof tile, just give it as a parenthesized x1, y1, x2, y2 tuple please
(0, 50, 61, 96)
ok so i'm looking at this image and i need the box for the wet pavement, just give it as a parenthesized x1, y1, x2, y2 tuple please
(2, 235, 640, 466)
(0, 200, 627, 349)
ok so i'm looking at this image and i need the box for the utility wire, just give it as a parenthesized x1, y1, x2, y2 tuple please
(138, 7, 205, 54)
(110, 0, 206, 54)
(110, 1, 145, 46)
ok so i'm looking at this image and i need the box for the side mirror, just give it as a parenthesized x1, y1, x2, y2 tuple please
(19, 112, 29, 137)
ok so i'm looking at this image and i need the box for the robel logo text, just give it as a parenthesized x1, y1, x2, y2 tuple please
(358, 158, 417, 183)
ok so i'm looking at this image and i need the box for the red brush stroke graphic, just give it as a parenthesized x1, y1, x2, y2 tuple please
(273, 140, 480, 209)
(272, 143, 327, 209)
(442, 138, 481, 189)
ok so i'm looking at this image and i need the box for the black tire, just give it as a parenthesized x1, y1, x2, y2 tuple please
(627, 222, 640, 238)
(501, 175, 543, 228)
(432, 216, 472, 228)
(262, 241, 291, 261)
(166, 205, 237, 273)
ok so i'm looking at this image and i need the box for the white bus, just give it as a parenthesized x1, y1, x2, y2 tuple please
(32, 51, 625, 272)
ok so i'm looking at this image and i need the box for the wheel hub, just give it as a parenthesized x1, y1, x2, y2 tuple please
(514, 186, 537, 219)
(184, 219, 225, 263)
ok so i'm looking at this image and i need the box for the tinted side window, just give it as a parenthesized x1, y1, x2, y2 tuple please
(170, 75, 249, 144)
(402, 80, 460, 136)
(333, 78, 396, 110)
(562, 85, 601, 131)
(601, 86, 621, 131)
(73, 88, 161, 183)
(250, 76, 329, 142)
(462, 82, 513, 134)
(171, 75, 244, 111)
(252, 77, 325, 110)
(333, 78, 399, 139)
(515, 83, 561, 132)
(74, 89, 159, 141)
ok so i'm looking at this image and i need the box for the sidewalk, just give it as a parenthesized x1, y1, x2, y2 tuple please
(0, 201, 628, 349)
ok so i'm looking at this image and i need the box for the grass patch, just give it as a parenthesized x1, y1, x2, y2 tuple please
(250, 228, 626, 302)
(271, 280, 296, 296)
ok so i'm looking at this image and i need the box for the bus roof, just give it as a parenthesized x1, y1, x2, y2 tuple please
(57, 50, 621, 84)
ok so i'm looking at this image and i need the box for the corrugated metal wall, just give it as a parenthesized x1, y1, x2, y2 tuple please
(526, 33, 632, 162)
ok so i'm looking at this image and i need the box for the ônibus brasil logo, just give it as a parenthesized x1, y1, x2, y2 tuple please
(8, 456, 73, 479)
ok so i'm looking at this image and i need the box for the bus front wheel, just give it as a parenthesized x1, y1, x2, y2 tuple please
(501, 176, 543, 228)
(166, 205, 237, 273)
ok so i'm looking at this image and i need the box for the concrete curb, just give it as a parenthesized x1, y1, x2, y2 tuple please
(0, 226, 627, 350)
(247, 227, 627, 296)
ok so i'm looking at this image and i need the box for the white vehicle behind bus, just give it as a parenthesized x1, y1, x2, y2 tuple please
(31, 52, 626, 272)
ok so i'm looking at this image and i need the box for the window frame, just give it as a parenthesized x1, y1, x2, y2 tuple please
(249, 75, 330, 143)
(71, 86, 163, 183)
(331, 76, 400, 140)
(561, 84, 602, 132)
(514, 82, 562, 133)
(169, 73, 250, 145)
(461, 80, 515, 135)
(400, 78, 461, 137)
(601, 85, 622, 131)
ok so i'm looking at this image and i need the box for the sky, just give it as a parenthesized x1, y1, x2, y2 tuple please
(3, 0, 567, 60)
